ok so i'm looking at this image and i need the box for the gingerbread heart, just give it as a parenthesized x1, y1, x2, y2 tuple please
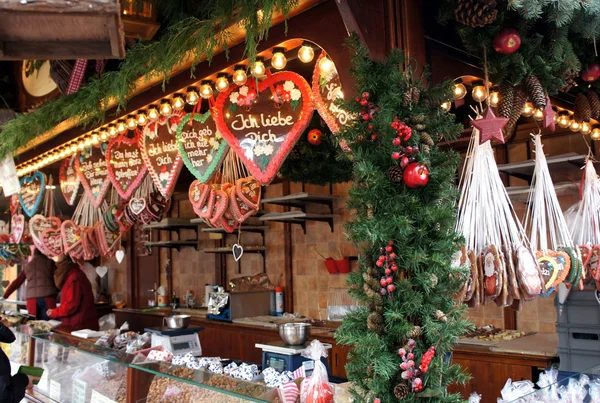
(236, 176, 261, 210)
(311, 52, 350, 134)
(177, 111, 229, 183)
(538, 254, 559, 291)
(217, 215, 238, 233)
(59, 156, 81, 206)
(10, 214, 24, 244)
(75, 145, 111, 208)
(19, 171, 46, 217)
(9, 194, 19, 216)
(230, 186, 255, 223)
(61, 220, 82, 253)
(41, 228, 63, 257)
(194, 188, 215, 219)
(212, 71, 314, 185)
(96, 222, 120, 255)
(140, 111, 185, 198)
(106, 132, 147, 200)
(515, 245, 543, 296)
(129, 198, 146, 216)
(549, 250, 571, 287)
(189, 180, 210, 210)
(209, 189, 229, 226)
(29, 215, 62, 254)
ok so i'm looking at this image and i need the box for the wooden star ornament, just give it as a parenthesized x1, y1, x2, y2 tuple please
(472, 107, 509, 144)
(544, 96, 556, 132)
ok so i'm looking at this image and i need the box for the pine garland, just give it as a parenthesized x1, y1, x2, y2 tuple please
(335, 35, 472, 403)
(0, 0, 299, 160)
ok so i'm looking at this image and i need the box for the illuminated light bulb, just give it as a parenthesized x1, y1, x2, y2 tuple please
(117, 120, 127, 133)
(70, 143, 78, 154)
(592, 128, 600, 140)
(454, 83, 467, 100)
(489, 91, 500, 107)
(522, 102, 534, 117)
(232, 67, 247, 86)
(148, 106, 159, 121)
(127, 115, 137, 130)
(298, 42, 314, 63)
(91, 134, 100, 145)
(59, 149, 66, 159)
(216, 75, 230, 92)
(533, 109, 544, 121)
(318, 56, 334, 74)
(84, 137, 92, 147)
(570, 120, 581, 132)
(185, 88, 199, 105)
(137, 112, 148, 126)
(78, 141, 86, 150)
(200, 82, 214, 99)
(471, 85, 488, 103)
(271, 47, 287, 70)
(251, 58, 266, 78)
(441, 101, 452, 112)
(99, 129, 108, 141)
(581, 122, 592, 135)
(172, 96, 185, 111)
(558, 114, 571, 128)
(108, 125, 117, 138)
(160, 100, 173, 116)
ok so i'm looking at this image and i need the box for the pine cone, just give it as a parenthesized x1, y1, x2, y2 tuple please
(586, 91, 600, 119)
(367, 312, 384, 334)
(394, 383, 410, 400)
(455, 0, 498, 28)
(387, 166, 404, 183)
(574, 93, 592, 122)
(419, 132, 434, 146)
(525, 75, 546, 109)
(422, 144, 431, 156)
(435, 309, 448, 323)
(503, 87, 526, 139)
(403, 90, 412, 107)
(408, 326, 422, 339)
(414, 124, 426, 131)
(410, 115, 425, 124)
(497, 85, 515, 120)
(411, 87, 420, 104)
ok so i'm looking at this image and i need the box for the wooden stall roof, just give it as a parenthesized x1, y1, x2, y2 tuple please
(0, 0, 125, 60)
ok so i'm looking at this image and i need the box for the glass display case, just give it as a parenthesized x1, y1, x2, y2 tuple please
(131, 362, 278, 403)
(3, 323, 38, 367)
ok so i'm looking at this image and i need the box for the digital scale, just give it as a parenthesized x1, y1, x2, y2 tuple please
(255, 341, 331, 376)
(145, 326, 204, 357)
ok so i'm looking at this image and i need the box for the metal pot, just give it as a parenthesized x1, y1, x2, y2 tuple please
(163, 314, 191, 329)
(278, 322, 311, 346)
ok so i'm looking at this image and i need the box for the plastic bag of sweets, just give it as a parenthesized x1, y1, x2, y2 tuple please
(299, 340, 333, 403)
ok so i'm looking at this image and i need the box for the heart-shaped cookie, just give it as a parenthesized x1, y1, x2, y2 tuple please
(209, 189, 229, 226)
(194, 188, 215, 219)
(59, 156, 81, 206)
(10, 214, 24, 244)
(229, 186, 255, 223)
(549, 250, 571, 287)
(41, 228, 63, 257)
(9, 194, 19, 216)
(236, 176, 261, 210)
(177, 111, 229, 183)
(106, 132, 147, 200)
(140, 111, 185, 198)
(212, 71, 314, 185)
(189, 180, 210, 210)
(311, 52, 350, 134)
(537, 254, 559, 292)
(19, 171, 46, 217)
(516, 245, 543, 297)
(61, 220, 82, 253)
(29, 215, 62, 254)
(129, 198, 146, 216)
(96, 222, 121, 255)
(75, 146, 111, 208)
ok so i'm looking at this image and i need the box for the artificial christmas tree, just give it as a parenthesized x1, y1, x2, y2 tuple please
(335, 36, 472, 403)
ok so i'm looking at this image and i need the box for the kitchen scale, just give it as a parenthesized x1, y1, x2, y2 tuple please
(145, 326, 204, 357)
(255, 341, 331, 376)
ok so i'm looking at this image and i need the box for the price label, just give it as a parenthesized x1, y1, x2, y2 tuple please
(91, 389, 117, 403)
(72, 379, 87, 402)
(49, 380, 61, 401)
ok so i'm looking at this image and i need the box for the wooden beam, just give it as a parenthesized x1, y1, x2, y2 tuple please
(0, 41, 115, 60)
(0, 0, 120, 14)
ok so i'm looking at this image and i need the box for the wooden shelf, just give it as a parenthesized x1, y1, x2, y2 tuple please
(497, 153, 590, 184)
(201, 225, 269, 234)
(261, 192, 337, 208)
(203, 246, 267, 255)
(506, 182, 578, 204)
(143, 218, 200, 231)
(143, 240, 198, 251)
(260, 211, 334, 233)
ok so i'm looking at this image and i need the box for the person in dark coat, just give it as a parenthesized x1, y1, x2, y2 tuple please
(0, 321, 31, 403)
(3, 248, 58, 320)
(47, 256, 98, 331)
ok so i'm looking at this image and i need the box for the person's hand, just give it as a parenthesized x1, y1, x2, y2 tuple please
(46, 309, 53, 318)
(26, 376, 39, 389)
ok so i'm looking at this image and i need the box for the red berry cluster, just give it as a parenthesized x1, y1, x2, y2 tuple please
(399, 340, 436, 392)
(391, 117, 412, 141)
(376, 241, 398, 295)
(419, 346, 435, 374)
(355, 92, 378, 122)
(392, 145, 419, 168)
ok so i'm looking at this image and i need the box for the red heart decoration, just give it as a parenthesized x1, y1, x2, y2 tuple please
(10, 214, 24, 244)
(29, 215, 61, 254)
(140, 111, 185, 197)
(217, 216, 238, 233)
(236, 177, 261, 210)
(213, 71, 314, 185)
(194, 188, 215, 219)
(106, 132, 147, 200)
(311, 52, 349, 134)
(209, 189, 229, 226)
(59, 156, 81, 206)
(41, 228, 63, 257)
(229, 186, 256, 223)
(188, 180, 210, 210)
(75, 146, 111, 208)
(129, 198, 146, 216)
(96, 222, 121, 255)
(9, 195, 19, 216)
(61, 220, 82, 253)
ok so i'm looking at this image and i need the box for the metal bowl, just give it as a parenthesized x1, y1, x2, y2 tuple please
(279, 322, 311, 346)
(163, 314, 191, 329)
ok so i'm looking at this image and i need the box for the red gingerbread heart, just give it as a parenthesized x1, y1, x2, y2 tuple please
(209, 189, 229, 226)
(61, 220, 82, 253)
(9, 194, 19, 216)
(212, 71, 313, 185)
(75, 146, 111, 209)
(41, 228, 63, 257)
(59, 156, 81, 206)
(194, 188, 215, 219)
(10, 214, 25, 244)
(189, 180, 210, 211)
(311, 52, 350, 134)
(106, 132, 147, 200)
(29, 215, 61, 254)
(236, 176, 261, 210)
(129, 198, 146, 216)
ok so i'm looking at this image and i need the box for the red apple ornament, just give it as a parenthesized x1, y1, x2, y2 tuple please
(307, 129, 323, 145)
(493, 28, 521, 54)
(403, 163, 429, 188)
(580, 63, 600, 82)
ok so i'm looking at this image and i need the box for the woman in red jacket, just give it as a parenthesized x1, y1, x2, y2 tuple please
(46, 256, 98, 331)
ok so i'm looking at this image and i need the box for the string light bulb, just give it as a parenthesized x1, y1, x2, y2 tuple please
(108, 125, 117, 138)
(489, 91, 500, 107)
(251, 58, 266, 78)
(77, 140, 86, 150)
(59, 149, 66, 159)
(592, 128, 600, 140)
(471, 85, 488, 103)
(160, 100, 173, 116)
(558, 114, 571, 128)
(148, 106, 159, 121)
(570, 120, 581, 132)
(533, 109, 544, 121)
(172, 95, 185, 111)
(84, 137, 92, 147)
(70, 143, 78, 154)
(441, 101, 452, 112)
(581, 122, 592, 135)
(185, 88, 199, 105)
(127, 115, 137, 130)
(298, 41, 314, 63)
(454, 83, 467, 100)
(117, 120, 127, 133)
(91, 133, 100, 145)
(137, 112, 148, 126)
(216, 74, 230, 92)
(100, 129, 109, 141)
(200, 81, 214, 99)
(522, 102, 534, 117)
(232, 66, 247, 86)
(318, 56, 334, 74)
(271, 47, 287, 70)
